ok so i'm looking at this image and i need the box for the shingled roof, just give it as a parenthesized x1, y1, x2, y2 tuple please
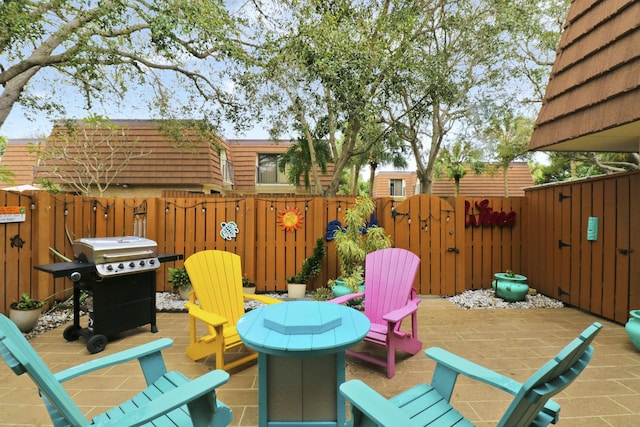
(34, 120, 225, 187)
(0, 139, 40, 188)
(530, 0, 640, 152)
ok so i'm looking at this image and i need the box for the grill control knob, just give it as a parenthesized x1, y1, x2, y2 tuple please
(70, 271, 82, 282)
(139, 260, 145, 266)
(149, 259, 156, 265)
(118, 263, 124, 269)
(106, 265, 114, 271)
(129, 262, 135, 268)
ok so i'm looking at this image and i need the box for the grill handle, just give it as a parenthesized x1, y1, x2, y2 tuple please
(101, 250, 156, 261)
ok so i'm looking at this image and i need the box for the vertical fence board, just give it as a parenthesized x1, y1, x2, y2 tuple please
(615, 178, 630, 323)
(590, 181, 604, 315)
(569, 185, 582, 306)
(601, 179, 617, 319)
(559, 186, 572, 303)
(2, 192, 19, 306)
(629, 174, 640, 312)
(579, 183, 594, 311)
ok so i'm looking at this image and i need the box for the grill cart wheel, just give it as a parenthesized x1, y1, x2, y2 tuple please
(63, 325, 81, 341)
(86, 334, 107, 354)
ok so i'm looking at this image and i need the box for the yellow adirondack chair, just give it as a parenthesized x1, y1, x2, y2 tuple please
(184, 250, 282, 370)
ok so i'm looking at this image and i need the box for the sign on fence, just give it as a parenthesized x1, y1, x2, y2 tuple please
(0, 206, 26, 223)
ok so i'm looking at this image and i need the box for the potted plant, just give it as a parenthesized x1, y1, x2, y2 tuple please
(242, 274, 256, 294)
(331, 197, 392, 296)
(9, 293, 46, 332)
(286, 237, 327, 298)
(168, 266, 193, 300)
(491, 269, 529, 301)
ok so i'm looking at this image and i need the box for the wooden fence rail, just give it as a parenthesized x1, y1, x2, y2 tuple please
(2, 172, 637, 325)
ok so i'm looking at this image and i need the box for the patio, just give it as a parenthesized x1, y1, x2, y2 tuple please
(1, 296, 639, 426)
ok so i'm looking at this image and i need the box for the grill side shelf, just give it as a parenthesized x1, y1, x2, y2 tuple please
(158, 253, 183, 263)
(35, 262, 96, 279)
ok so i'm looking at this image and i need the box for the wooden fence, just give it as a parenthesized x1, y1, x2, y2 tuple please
(525, 171, 640, 324)
(6, 170, 638, 326)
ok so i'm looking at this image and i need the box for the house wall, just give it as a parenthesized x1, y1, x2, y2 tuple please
(226, 139, 334, 194)
(372, 163, 534, 198)
(0, 140, 39, 188)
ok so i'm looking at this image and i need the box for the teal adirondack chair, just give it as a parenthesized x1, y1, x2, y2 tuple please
(340, 322, 602, 427)
(0, 314, 232, 427)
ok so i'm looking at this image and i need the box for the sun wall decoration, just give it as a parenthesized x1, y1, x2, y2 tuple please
(278, 207, 304, 232)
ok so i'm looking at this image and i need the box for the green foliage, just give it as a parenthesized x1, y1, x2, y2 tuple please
(0, 0, 245, 131)
(312, 287, 335, 301)
(0, 135, 16, 185)
(435, 140, 484, 196)
(37, 178, 63, 194)
(532, 152, 639, 184)
(168, 267, 191, 290)
(332, 197, 392, 291)
(12, 293, 45, 310)
(287, 238, 327, 284)
(278, 125, 332, 192)
(242, 274, 254, 287)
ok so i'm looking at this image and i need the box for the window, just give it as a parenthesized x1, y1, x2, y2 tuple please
(220, 151, 233, 182)
(389, 179, 405, 196)
(257, 154, 288, 184)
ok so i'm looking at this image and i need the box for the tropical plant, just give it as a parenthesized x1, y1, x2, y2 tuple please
(332, 197, 392, 291)
(312, 287, 335, 301)
(434, 140, 485, 196)
(242, 274, 254, 287)
(286, 238, 327, 284)
(168, 267, 191, 290)
(11, 293, 45, 310)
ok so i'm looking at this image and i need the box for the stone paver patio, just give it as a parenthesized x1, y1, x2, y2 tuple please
(1, 296, 639, 426)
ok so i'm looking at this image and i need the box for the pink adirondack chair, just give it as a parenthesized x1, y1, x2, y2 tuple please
(330, 248, 422, 378)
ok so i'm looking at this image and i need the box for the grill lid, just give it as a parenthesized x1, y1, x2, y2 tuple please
(73, 236, 159, 277)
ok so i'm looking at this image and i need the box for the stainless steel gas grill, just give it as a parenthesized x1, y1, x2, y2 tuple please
(35, 237, 181, 354)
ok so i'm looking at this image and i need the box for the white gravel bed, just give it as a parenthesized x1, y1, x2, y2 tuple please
(23, 291, 292, 339)
(24, 289, 563, 340)
(447, 288, 564, 310)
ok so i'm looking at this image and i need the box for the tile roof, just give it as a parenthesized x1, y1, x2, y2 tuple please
(0, 139, 40, 188)
(34, 120, 225, 186)
(530, 0, 640, 152)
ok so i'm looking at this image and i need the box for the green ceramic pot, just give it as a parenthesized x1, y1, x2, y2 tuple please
(492, 273, 529, 302)
(625, 310, 640, 351)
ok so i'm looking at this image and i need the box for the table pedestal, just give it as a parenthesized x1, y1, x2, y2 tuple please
(263, 353, 341, 425)
(237, 301, 370, 427)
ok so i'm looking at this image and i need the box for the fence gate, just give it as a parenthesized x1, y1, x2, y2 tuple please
(376, 195, 462, 296)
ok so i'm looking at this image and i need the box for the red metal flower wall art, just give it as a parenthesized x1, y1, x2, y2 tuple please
(278, 207, 304, 232)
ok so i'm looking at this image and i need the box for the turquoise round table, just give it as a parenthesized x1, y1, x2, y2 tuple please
(237, 300, 370, 427)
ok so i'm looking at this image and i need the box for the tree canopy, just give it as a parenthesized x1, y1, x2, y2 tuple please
(0, 0, 246, 132)
(1, 0, 584, 193)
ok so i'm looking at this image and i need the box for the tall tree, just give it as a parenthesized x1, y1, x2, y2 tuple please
(0, 0, 244, 132)
(380, 0, 570, 194)
(238, 0, 416, 196)
(482, 110, 533, 196)
(278, 119, 332, 192)
(434, 140, 484, 196)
